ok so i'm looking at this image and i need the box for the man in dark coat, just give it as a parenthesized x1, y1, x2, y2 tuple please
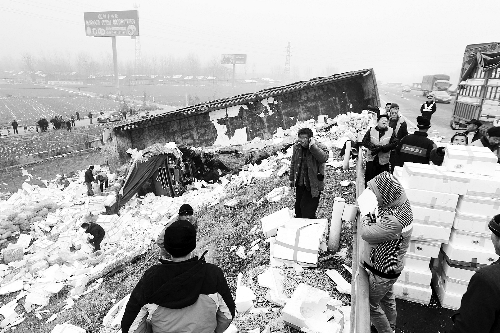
(464, 119, 483, 143)
(420, 94, 437, 121)
(84, 165, 95, 196)
(76, 111, 80, 121)
(121, 220, 235, 333)
(450, 214, 500, 333)
(81, 222, 105, 252)
(470, 126, 500, 163)
(289, 128, 329, 219)
(11, 120, 18, 134)
(157, 204, 197, 260)
(395, 116, 436, 167)
(388, 104, 408, 172)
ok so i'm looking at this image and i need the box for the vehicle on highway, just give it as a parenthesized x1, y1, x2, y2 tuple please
(97, 111, 123, 123)
(411, 83, 422, 90)
(450, 42, 500, 130)
(421, 74, 451, 96)
(402, 85, 411, 92)
(429, 91, 452, 103)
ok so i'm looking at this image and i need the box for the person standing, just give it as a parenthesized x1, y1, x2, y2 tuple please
(361, 114, 397, 184)
(76, 111, 80, 121)
(96, 169, 109, 193)
(384, 102, 392, 115)
(388, 104, 408, 172)
(464, 119, 483, 143)
(420, 94, 437, 121)
(88, 111, 93, 124)
(470, 126, 500, 163)
(361, 172, 413, 333)
(85, 165, 95, 196)
(394, 116, 436, 167)
(11, 120, 18, 134)
(121, 220, 235, 333)
(81, 222, 105, 252)
(156, 204, 197, 260)
(66, 119, 72, 132)
(289, 128, 329, 219)
(449, 214, 500, 333)
(71, 115, 75, 127)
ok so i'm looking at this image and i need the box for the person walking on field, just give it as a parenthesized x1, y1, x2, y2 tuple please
(76, 111, 80, 121)
(449, 214, 500, 333)
(156, 204, 197, 260)
(121, 219, 235, 333)
(84, 165, 95, 196)
(361, 172, 413, 333)
(394, 116, 436, 167)
(11, 120, 18, 134)
(361, 114, 398, 184)
(420, 94, 437, 121)
(289, 127, 329, 219)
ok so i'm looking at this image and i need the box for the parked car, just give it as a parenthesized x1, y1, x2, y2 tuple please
(97, 111, 123, 123)
(429, 90, 452, 103)
(402, 85, 411, 92)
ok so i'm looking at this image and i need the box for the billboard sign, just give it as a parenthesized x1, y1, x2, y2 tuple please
(221, 54, 247, 64)
(84, 10, 139, 37)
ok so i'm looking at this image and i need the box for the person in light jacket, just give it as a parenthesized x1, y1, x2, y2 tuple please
(122, 220, 235, 333)
(289, 127, 329, 219)
(361, 172, 413, 333)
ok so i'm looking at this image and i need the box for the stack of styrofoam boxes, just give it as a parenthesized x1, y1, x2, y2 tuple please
(393, 162, 467, 305)
(431, 144, 500, 310)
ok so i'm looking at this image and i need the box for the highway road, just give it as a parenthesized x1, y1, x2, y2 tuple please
(379, 85, 458, 144)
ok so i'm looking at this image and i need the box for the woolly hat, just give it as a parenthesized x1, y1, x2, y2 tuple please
(179, 203, 194, 216)
(487, 126, 500, 138)
(416, 116, 431, 129)
(164, 219, 197, 258)
(429, 147, 446, 166)
(489, 214, 500, 238)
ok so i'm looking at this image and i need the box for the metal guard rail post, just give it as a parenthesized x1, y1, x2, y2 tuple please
(350, 146, 370, 333)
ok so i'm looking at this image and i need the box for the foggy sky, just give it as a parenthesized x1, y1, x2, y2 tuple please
(2, 0, 499, 84)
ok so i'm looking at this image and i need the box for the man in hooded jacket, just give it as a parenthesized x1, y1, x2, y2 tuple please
(121, 220, 235, 333)
(361, 172, 413, 333)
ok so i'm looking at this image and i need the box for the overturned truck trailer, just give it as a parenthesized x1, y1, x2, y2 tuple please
(107, 69, 380, 163)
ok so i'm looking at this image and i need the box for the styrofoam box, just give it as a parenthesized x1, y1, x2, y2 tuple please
(442, 144, 498, 175)
(412, 206, 456, 227)
(453, 210, 493, 234)
(449, 228, 494, 252)
(397, 267, 432, 286)
(442, 258, 477, 281)
(401, 162, 470, 195)
(439, 273, 469, 295)
(394, 166, 404, 180)
(408, 240, 441, 258)
(411, 223, 452, 243)
(465, 174, 500, 198)
(442, 241, 499, 265)
(393, 281, 432, 305)
(456, 195, 500, 217)
(261, 207, 292, 238)
(432, 270, 462, 310)
(403, 253, 431, 271)
(399, 181, 459, 212)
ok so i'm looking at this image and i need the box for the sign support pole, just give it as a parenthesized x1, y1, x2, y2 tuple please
(112, 36, 119, 93)
(232, 56, 236, 88)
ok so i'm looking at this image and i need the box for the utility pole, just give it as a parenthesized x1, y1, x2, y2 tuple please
(134, 2, 141, 76)
(284, 42, 291, 83)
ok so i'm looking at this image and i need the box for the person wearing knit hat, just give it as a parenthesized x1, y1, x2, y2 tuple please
(465, 119, 483, 143)
(156, 203, 197, 260)
(388, 104, 408, 173)
(450, 214, 500, 333)
(470, 126, 500, 163)
(393, 116, 437, 167)
(122, 219, 236, 333)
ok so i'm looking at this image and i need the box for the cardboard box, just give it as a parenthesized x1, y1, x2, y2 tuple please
(412, 206, 456, 228)
(273, 218, 328, 267)
(465, 174, 500, 198)
(432, 270, 462, 310)
(456, 195, 500, 217)
(261, 208, 292, 238)
(393, 281, 432, 305)
(442, 145, 498, 175)
(397, 267, 432, 286)
(403, 253, 431, 271)
(411, 223, 452, 243)
(401, 163, 470, 195)
(453, 210, 493, 234)
(449, 228, 494, 252)
(408, 240, 441, 258)
(399, 180, 459, 211)
(442, 241, 499, 266)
